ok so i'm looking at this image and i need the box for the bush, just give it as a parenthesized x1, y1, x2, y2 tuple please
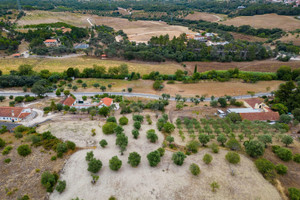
(0, 138, 6, 148)
(186, 140, 199, 153)
(85, 151, 94, 161)
(51, 156, 57, 161)
(147, 150, 161, 167)
(255, 158, 275, 175)
(210, 143, 219, 153)
(133, 115, 144, 122)
(133, 121, 141, 130)
(226, 138, 241, 151)
(245, 140, 265, 158)
(293, 153, 300, 163)
(56, 180, 66, 193)
(17, 144, 31, 157)
(66, 141, 76, 150)
(272, 145, 281, 153)
(119, 116, 129, 125)
(172, 151, 186, 166)
(99, 139, 108, 148)
(225, 152, 240, 164)
(203, 154, 213, 164)
(275, 147, 293, 161)
(163, 122, 175, 133)
(109, 156, 122, 171)
(4, 158, 11, 163)
(275, 164, 288, 175)
(146, 129, 158, 143)
(128, 152, 141, 167)
(198, 134, 210, 146)
(88, 158, 103, 173)
(288, 188, 300, 200)
(41, 171, 58, 192)
(106, 116, 117, 123)
(157, 147, 165, 157)
(102, 122, 118, 135)
(281, 135, 293, 147)
(56, 143, 68, 156)
(189, 163, 201, 176)
(132, 129, 139, 139)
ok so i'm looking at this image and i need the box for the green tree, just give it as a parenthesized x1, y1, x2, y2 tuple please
(128, 152, 141, 167)
(17, 144, 31, 157)
(226, 138, 241, 151)
(116, 133, 128, 155)
(218, 97, 227, 108)
(210, 181, 220, 192)
(132, 129, 139, 139)
(88, 158, 102, 173)
(99, 106, 110, 117)
(147, 150, 161, 167)
(109, 156, 122, 171)
(189, 163, 201, 176)
(85, 151, 94, 161)
(279, 114, 292, 124)
(163, 122, 175, 133)
(257, 134, 272, 148)
(100, 86, 106, 92)
(245, 140, 265, 158)
(119, 116, 129, 125)
(217, 134, 227, 146)
(99, 139, 108, 148)
(166, 136, 174, 145)
(198, 134, 210, 146)
(0, 96, 5, 102)
(0, 138, 6, 148)
(203, 153, 213, 164)
(102, 122, 117, 134)
(225, 152, 240, 164)
(288, 188, 300, 200)
(281, 135, 293, 147)
(172, 151, 186, 166)
(82, 83, 87, 88)
(275, 164, 288, 175)
(146, 129, 158, 143)
(275, 147, 293, 161)
(41, 171, 58, 192)
(134, 121, 141, 130)
(56, 180, 66, 193)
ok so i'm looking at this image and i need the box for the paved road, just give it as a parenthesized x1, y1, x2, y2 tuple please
(0, 91, 272, 102)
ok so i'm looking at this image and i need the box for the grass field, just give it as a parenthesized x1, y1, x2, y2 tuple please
(184, 12, 225, 22)
(220, 14, 300, 31)
(0, 57, 183, 75)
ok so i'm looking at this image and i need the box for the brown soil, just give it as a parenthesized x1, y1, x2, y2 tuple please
(230, 32, 267, 42)
(184, 12, 223, 22)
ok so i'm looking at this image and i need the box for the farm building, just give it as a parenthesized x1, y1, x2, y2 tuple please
(62, 96, 119, 110)
(62, 96, 76, 107)
(0, 107, 33, 122)
(44, 39, 60, 47)
(227, 98, 280, 122)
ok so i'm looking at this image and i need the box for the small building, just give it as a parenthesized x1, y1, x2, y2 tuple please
(44, 39, 59, 47)
(74, 44, 90, 50)
(101, 54, 107, 59)
(237, 6, 246, 9)
(0, 107, 32, 122)
(62, 96, 76, 107)
(12, 53, 21, 58)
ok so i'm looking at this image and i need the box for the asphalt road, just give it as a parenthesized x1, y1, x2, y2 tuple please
(0, 91, 272, 102)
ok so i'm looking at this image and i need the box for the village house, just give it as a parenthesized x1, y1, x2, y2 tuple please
(0, 107, 33, 122)
(44, 39, 60, 47)
(226, 98, 280, 122)
(62, 96, 119, 110)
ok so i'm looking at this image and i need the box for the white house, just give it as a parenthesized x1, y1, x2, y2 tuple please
(0, 107, 33, 122)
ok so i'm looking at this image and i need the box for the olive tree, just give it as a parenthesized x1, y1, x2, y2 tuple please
(172, 151, 186, 166)
(109, 156, 122, 171)
(189, 163, 201, 176)
(128, 152, 141, 167)
(147, 150, 161, 167)
(116, 133, 128, 155)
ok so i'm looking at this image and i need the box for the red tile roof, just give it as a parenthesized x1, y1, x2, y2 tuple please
(243, 98, 264, 108)
(13, 53, 21, 57)
(44, 39, 57, 43)
(101, 97, 113, 106)
(62, 96, 76, 107)
(240, 111, 279, 121)
(0, 107, 31, 119)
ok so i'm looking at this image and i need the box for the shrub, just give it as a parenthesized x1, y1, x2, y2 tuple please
(198, 134, 210, 146)
(281, 135, 293, 147)
(2, 146, 12, 155)
(255, 158, 276, 179)
(272, 145, 281, 153)
(172, 151, 186, 166)
(106, 116, 117, 123)
(163, 122, 175, 133)
(245, 140, 265, 158)
(275, 147, 293, 161)
(4, 158, 11, 163)
(15, 132, 23, 138)
(66, 141, 76, 150)
(132, 129, 139, 139)
(88, 158, 102, 173)
(157, 147, 165, 157)
(56, 143, 67, 156)
(275, 164, 288, 175)
(51, 156, 57, 161)
(0, 138, 6, 148)
(109, 156, 122, 171)
(146, 129, 158, 143)
(116, 133, 128, 155)
(128, 152, 141, 167)
(119, 116, 128, 125)
(293, 153, 300, 163)
(225, 152, 240, 164)
(210, 143, 219, 153)
(217, 134, 227, 146)
(85, 151, 94, 161)
(210, 181, 220, 192)
(288, 188, 300, 200)
(226, 138, 241, 151)
(41, 171, 58, 192)
(132, 115, 144, 122)
(99, 139, 108, 148)
(189, 163, 201, 176)
(56, 180, 66, 193)
(147, 150, 161, 167)
(203, 154, 213, 164)
(133, 121, 141, 130)
(17, 144, 31, 157)
(186, 140, 199, 153)
(102, 122, 117, 135)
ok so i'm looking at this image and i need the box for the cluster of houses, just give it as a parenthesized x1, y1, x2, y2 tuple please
(62, 96, 119, 110)
(219, 98, 280, 122)
(186, 32, 229, 46)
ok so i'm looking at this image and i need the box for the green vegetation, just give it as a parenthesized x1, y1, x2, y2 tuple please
(41, 171, 59, 192)
(225, 152, 240, 164)
(102, 122, 118, 135)
(88, 158, 103, 173)
(189, 163, 201, 176)
(147, 150, 161, 167)
(17, 145, 32, 157)
(109, 156, 122, 171)
(172, 151, 186, 166)
(99, 139, 108, 148)
(56, 180, 66, 193)
(128, 152, 141, 167)
(203, 154, 213, 164)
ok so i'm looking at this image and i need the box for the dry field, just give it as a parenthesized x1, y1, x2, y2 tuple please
(220, 14, 300, 31)
(35, 116, 282, 200)
(229, 32, 267, 42)
(0, 132, 69, 200)
(276, 33, 300, 46)
(183, 60, 300, 74)
(18, 10, 196, 43)
(0, 57, 183, 75)
(184, 12, 225, 22)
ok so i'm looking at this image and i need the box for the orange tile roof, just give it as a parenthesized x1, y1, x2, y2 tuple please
(44, 39, 57, 43)
(101, 97, 113, 106)
(62, 96, 76, 107)
(243, 98, 264, 108)
(13, 53, 21, 56)
(240, 111, 279, 121)
(0, 107, 30, 119)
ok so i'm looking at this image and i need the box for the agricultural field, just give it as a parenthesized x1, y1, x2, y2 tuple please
(0, 57, 183, 75)
(220, 14, 300, 31)
(276, 33, 300, 46)
(229, 32, 267, 42)
(184, 12, 225, 22)
(35, 115, 282, 200)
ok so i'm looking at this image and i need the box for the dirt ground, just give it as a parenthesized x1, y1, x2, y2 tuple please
(276, 33, 300, 46)
(183, 60, 300, 73)
(18, 10, 196, 43)
(0, 132, 68, 200)
(230, 32, 267, 42)
(220, 14, 300, 31)
(36, 115, 281, 200)
(184, 12, 225, 22)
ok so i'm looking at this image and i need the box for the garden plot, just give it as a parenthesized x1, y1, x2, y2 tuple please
(38, 115, 281, 200)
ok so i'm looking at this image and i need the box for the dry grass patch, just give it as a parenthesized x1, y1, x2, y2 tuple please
(220, 14, 300, 31)
(230, 32, 267, 42)
(184, 12, 225, 22)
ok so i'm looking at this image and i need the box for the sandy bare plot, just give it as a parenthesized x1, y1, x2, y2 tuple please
(184, 12, 224, 22)
(220, 14, 300, 31)
(43, 115, 281, 200)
